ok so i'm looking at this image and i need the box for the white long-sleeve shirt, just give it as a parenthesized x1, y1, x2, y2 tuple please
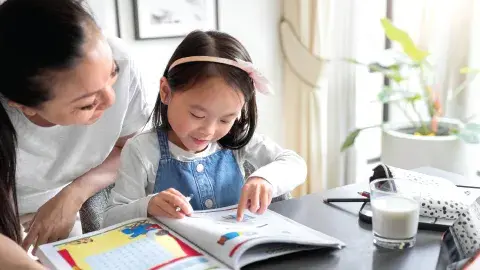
(103, 130, 307, 227)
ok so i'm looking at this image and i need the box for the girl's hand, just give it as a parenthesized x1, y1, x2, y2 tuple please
(22, 186, 82, 254)
(148, 188, 193, 219)
(237, 177, 273, 221)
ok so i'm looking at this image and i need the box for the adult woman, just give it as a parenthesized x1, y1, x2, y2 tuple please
(0, 0, 150, 253)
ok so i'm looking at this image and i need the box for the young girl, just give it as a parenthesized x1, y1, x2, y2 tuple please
(103, 30, 307, 227)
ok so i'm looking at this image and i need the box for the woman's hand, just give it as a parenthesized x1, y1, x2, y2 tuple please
(22, 185, 83, 254)
(236, 177, 273, 221)
(21, 134, 133, 254)
(147, 188, 193, 219)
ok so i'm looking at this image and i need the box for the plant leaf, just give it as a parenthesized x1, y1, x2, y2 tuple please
(456, 122, 480, 144)
(377, 86, 392, 103)
(367, 63, 405, 83)
(390, 71, 404, 83)
(465, 123, 480, 133)
(376, 88, 420, 103)
(367, 63, 388, 73)
(460, 67, 480, 74)
(381, 18, 429, 62)
(341, 129, 361, 152)
(388, 64, 401, 72)
(344, 58, 363, 65)
(405, 93, 422, 103)
(457, 132, 480, 144)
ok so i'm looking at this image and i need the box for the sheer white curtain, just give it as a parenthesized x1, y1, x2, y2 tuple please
(281, 0, 358, 196)
(390, 0, 476, 123)
(323, 0, 358, 188)
(281, 0, 326, 196)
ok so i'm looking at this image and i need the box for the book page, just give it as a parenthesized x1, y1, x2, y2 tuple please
(157, 205, 344, 269)
(37, 218, 228, 270)
(236, 243, 321, 267)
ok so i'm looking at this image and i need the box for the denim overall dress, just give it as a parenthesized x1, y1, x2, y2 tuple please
(153, 130, 244, 210)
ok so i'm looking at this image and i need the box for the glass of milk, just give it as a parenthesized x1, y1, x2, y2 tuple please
(370, 178, 420, 249)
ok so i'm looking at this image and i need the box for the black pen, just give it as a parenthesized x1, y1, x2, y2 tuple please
(323, 198, 370, 203)
(456, 185, 480, 189)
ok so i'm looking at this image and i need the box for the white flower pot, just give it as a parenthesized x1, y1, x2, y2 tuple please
(381, 118, 477, 178)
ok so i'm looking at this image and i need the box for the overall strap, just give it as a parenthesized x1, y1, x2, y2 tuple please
(156, 128, 171, 161)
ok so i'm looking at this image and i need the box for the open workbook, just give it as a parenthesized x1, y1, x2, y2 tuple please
(37, 205, 345, 270)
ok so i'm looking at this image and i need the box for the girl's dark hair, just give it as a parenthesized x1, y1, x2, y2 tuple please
(152, 30, 258, 149)
(0, 0, 98, 243)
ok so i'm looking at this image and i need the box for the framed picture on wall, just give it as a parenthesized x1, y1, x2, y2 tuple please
(87, 0, 121, 37)
(133, 0, 218, 40)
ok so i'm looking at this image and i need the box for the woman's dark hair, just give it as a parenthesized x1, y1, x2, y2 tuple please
(152, 30, 258, 149)
(0, 0, 98, 243)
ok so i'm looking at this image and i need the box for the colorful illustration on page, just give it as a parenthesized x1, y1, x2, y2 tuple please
(54, 219, 213, 270)
(221, 214, 255, 222)
(217, 231, 257, 245)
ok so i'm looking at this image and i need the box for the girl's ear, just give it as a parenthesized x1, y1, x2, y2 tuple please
(159, 77, 172, 105)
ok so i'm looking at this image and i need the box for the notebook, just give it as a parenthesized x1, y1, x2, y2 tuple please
(439, 195, 480, 269)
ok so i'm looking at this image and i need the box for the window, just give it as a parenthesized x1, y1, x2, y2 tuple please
(353, 1, 387, 182)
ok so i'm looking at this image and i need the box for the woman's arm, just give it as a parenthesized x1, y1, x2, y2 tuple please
(22, 133, 137, 252)
(65, 133, 136, 206)
(0, 234, 44, 270)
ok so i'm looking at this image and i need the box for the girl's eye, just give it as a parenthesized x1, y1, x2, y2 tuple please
(190, 112, 204, 119)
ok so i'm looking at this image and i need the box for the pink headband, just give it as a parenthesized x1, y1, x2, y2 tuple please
(168, 56, 273, 95)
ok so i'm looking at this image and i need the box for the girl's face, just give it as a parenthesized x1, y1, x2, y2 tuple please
(160, 76, 245, 152)
(11, 37, 118, 127)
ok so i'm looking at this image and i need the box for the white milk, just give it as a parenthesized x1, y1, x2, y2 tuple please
(371, 196, 420, 239)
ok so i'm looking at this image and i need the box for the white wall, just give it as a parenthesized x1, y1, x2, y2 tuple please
(113, 0, 284, 145)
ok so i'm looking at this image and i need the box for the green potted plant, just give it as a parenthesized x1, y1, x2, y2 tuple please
(341, 18, 480, 176)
